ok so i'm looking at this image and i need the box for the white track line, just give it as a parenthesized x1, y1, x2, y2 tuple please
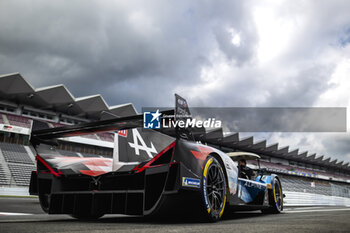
(0, 212, 33, 216)
(285, 208, 350, 213)
(286, 206, 328, 210)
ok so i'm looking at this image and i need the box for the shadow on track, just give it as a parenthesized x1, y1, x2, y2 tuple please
(70, 210, 267, 225)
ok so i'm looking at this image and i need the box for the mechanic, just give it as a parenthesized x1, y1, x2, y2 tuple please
(238, 159, 254, 180)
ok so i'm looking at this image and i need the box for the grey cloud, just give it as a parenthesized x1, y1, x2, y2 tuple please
(0, 0, 257, 109)
(264, 65, 334, 107)
(213, 23, 257, 65)
(277, 0, 350, 60)
(320, 134, 350, 162)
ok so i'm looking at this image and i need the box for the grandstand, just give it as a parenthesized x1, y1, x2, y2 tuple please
(0, 72, 349, 204)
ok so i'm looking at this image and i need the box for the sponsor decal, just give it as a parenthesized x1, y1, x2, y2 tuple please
(242, 180, 266, 190)
(203, 158, 213, 213)
(287, 170, 316, 178)
(177, 97, 188, 108)
(118, 130, 127, 137)
(203, 177, 210, 211)
(4, 125, 12, 130)
(0, 124, 30, 135)
(182, 177, 201, 188)
(143, 110, 161, 129)
(2, 125, 23, 133)
(128, 129, 157, 158)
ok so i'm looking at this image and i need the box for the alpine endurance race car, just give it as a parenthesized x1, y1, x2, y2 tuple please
(29, 94, 284, 222)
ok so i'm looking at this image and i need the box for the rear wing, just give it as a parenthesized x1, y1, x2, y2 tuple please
(29, 95, 187, 173)
(31, 93, 195, 145)
(31, 110, 174, 145)
(31, 114, 142, 144)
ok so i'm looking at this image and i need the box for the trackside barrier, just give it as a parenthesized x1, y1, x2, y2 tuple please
(284, 191, 350, 207)
(0, 186, 30, 196)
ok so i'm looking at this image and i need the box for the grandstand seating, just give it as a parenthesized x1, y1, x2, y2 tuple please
(279, 176, 350, 198)
(29, 146, 37, 156)
(57, 149, 80, 157)
(330, 182, 350, 198)
(0, 114, 4, 124)
(0, 163, 10, 185)
(279, 176, 332, 196)
(256, 160, 350, 181)
(0, 142, 35, 186)
(5, 114, 32, 128)
(0, 142, 34, 165)
(7, 163, 35, 186)
(246, 160, 350, 198)
(97, 133, 114, 142)
(82, 134, 99, 140)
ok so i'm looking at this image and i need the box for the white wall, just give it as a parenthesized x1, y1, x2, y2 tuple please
(284, 191, 350, 207)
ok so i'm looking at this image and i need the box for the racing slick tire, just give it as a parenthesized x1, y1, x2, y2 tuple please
(201, 156, 227, 222)
(38, 193, 50, 213)
(262, 177, 283, 214)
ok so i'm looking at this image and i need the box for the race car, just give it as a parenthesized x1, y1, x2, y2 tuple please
(29, 94, 283, 222)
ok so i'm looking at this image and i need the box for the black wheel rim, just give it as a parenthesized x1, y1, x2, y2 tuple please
(274, 180, 282, 210)
(206, 163, 225, 213)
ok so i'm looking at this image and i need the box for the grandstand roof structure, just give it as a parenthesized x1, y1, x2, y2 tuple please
(0, 73, 137, 120)
(198, 129, 350, 173)
(0, 72, 349, 174)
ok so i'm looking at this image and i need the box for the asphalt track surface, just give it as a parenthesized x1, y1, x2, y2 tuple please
(0, 197, 349, 233)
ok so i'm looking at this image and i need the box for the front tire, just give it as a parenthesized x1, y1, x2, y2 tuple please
(201, 156, 227, 222)
(262, 177, 283, 214)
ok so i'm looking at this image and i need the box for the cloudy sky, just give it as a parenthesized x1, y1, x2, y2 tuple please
(1, 0, 350, 163)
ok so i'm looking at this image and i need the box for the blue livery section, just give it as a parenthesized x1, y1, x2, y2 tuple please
(238, 178, 267, 204)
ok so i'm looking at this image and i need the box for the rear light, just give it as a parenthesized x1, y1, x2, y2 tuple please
(133, 141, 176, 173)
(37, 155, 62, 177)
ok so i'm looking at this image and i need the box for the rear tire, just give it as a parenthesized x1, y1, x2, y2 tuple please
(38, 193, 50, 213)
(201, 156, 227, 222)
(262, 177, 283, 214)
